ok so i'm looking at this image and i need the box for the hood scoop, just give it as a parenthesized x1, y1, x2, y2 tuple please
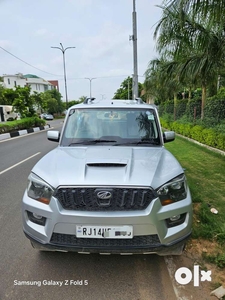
(87, 163, 127, 167)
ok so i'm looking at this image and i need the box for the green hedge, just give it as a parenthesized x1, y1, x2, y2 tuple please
(0, 117, 46, 134)
(160, 118, 225, 151)
(204, 98, 225, 123)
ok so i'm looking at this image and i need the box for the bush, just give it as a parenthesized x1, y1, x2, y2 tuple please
(185, 98, 202, 121)
(160, 117, 225, 151)
(202, 128, 217, 147)
(204, 98, 225, 123)
(190, 125, 204, 142)
(175, 99, 188, 119)
(0, 117, 46, 134)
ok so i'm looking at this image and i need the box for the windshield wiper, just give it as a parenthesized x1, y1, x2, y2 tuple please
(115, 139, 160, 146)
(68, 139, 118, 146)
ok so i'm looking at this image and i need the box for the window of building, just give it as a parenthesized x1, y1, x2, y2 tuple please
(8, 78, 10, 85)
(14, 81, 17, 87)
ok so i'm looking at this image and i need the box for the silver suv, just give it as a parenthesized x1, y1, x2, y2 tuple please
(22, 98, 192, 255)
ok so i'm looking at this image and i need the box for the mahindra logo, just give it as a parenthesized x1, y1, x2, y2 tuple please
(95, 189, 113, 207)
(97, 191, 112, 200)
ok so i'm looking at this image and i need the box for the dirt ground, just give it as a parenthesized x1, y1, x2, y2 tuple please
(171, 239, 225, 300)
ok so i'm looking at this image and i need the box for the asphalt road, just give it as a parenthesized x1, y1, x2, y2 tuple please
(0, 119, 178, 300)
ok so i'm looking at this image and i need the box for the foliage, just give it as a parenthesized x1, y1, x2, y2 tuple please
(0, 85, 6, 104)
(204, 97, 225, 123)
(113, 77, 143, 100)
(203, 252, 225, 269)
(31, 91, 47, 113)
(67, 101, 80, 108)
(12, 85, 35, 117)
(1, 88, 18, 105)
(145, 0, 225, 118)
(160, 117, 225, 151)
(67, 98, 84, 109)
(175, 99, 188, 119)
(0, 117, 45, 133)
(43, 89, 64, 114)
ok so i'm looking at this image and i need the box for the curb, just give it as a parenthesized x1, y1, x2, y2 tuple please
(0, 124, 51, 141)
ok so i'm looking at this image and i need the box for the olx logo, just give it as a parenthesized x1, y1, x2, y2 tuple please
(175, 265, 211, 287)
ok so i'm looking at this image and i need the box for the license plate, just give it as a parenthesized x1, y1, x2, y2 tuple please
(76, 225, 133, 239)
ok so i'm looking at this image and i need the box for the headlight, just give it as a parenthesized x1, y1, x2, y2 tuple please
(157, 174, 187, 206)
(27, 173, 54, 205)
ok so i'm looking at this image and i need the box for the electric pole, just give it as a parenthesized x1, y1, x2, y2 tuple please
(132, 0, 138, 99)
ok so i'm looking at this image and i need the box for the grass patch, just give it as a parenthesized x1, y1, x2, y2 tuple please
(165, 136, 225, 267)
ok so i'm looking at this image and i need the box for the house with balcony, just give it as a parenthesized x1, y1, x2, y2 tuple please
(1, 73, 58, 94)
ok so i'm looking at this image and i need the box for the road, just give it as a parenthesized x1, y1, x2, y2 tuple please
(0, 119, 202, 300)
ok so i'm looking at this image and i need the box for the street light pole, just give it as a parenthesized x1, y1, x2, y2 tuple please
(51, 43, 75, 109)
(85, 77, 96, 98)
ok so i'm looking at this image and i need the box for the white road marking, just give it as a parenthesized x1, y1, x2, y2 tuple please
(0, 152, 41, 175)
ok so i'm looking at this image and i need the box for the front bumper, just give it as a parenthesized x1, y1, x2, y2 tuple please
(25, 231, 191, 255)
(22, 188, 192, 255)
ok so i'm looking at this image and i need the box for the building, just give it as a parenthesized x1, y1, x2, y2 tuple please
(48, 80, 59, 91)
(1, 73, 57, 94)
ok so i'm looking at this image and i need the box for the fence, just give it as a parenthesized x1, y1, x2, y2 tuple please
(158, 98, 225, 151)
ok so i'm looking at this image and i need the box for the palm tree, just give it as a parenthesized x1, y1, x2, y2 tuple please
(163, 0, 225, 26)
(152, 2, 225, 118)
(145, 58, 182, 106)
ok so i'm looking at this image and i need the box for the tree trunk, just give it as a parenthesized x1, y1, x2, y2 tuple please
(188, 86, 192, 101)
(201, 84, 207, 119)
(174, 93, 177, 120)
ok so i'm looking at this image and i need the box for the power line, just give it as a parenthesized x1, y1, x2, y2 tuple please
(0, 46, 145, 81)
(0, 46, 64, 77)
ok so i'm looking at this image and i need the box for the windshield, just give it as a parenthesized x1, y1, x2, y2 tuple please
(61, 108, 161, 146)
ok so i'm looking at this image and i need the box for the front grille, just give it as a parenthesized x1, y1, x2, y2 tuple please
(50, 233, 161, 248)
(54, 187, 157, 211)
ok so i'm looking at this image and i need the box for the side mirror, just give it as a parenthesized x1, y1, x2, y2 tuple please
(163, 131, 175, 143)
(47, 130, 60, 142)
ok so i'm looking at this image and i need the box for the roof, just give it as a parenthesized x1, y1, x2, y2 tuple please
(23, 74, 40, 78)
(72, 98, 156, 110)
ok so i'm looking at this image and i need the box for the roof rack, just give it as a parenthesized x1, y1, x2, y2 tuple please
(83, 97, 95, 104)
(135, 97, 144, 104)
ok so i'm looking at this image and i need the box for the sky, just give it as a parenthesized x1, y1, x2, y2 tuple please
(0, 0, 163, 102)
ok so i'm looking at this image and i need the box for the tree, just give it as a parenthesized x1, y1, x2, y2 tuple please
(164, 0, 225, 26)
(30, 91, 47, 113)
(0, 85, 6, 105)
(45, 89, 65, 114)
(46, 98, 58, 115)
(151, 1, 225, 118)
(12, 85, 35, 117)
(113, 77, 143, 100)
(2, 88, 18, 105)
(145, 58, 183, 105)
(40, 89, 64, 114)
